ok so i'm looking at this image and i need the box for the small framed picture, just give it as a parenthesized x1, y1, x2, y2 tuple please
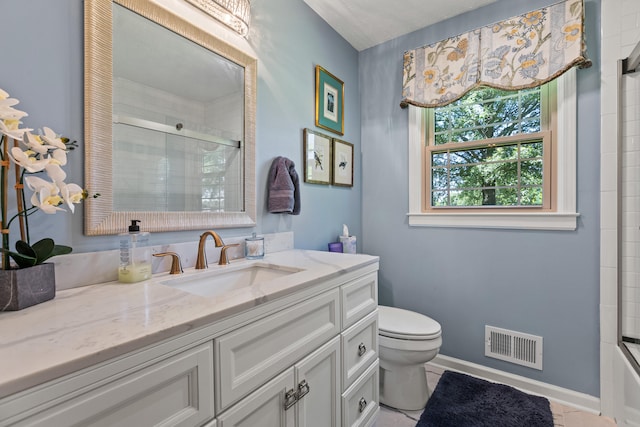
(315, 65, 344, 136)
(332, 138, 353, 187)
(303, 128, 332, 185)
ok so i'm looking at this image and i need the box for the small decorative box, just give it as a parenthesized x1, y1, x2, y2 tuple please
(245, 232, 265, 259)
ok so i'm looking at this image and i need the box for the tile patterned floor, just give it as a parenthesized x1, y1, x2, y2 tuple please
(375, 364, 618, 427)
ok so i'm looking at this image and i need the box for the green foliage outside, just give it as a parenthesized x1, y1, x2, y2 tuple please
(430, 86, 545, 207)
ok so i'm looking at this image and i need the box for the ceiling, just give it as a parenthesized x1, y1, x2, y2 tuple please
(302, 0, 497, 51)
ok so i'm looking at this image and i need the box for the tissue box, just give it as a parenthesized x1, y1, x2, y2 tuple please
(339, 236, 357, 254)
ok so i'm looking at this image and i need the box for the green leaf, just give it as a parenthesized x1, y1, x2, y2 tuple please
(15, 240, 37, 258)
(11, 252, 38, 268)
(30, 238, 72, 264)
(32, 238, 55, 263)
(0, 248, 38, 268)
(50, 245, 72, 258)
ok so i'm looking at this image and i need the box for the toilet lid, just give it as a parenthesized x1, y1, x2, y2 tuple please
(378, 305, 441, 340)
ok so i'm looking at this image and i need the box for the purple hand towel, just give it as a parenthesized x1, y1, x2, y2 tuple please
(268, 156, 301, 215)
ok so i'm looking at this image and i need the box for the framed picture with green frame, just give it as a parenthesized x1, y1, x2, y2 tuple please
(315, 65, 344, 135)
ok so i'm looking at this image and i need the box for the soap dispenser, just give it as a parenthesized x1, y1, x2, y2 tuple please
(118, 220, 152, 283)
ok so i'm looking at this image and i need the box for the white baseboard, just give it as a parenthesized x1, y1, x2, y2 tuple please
(430, 354, 601, 414)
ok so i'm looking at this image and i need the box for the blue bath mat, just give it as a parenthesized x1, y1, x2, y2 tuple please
(416, 371, 554, 427)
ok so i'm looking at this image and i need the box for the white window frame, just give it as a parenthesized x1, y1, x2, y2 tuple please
(407, 68, 578, 230)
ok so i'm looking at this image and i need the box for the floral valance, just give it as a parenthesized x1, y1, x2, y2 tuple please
(400, 0, 591, 108)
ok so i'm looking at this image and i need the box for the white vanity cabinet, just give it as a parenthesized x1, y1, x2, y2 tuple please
(217, 337, 341, 427)
(339, 273, 379, 427)
(0, 342, 215, 427)
(215, 289, 341, 412)
(0, 262, 379, 427)
(216, 271, 379, 427)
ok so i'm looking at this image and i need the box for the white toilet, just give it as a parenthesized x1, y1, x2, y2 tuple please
(378, 305, 442, 411)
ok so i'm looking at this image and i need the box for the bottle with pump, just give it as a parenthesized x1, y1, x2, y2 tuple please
(118, 220, 152, 283)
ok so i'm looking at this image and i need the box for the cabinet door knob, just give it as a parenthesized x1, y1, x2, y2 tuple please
(358, 397, 367, 413)
(284, 388, 297, 410)
(358, 343, 367, 357)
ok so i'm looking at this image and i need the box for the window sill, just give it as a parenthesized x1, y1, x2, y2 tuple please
(407, 211, 579, 230)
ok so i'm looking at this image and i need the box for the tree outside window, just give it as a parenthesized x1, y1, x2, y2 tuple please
(425, 83, 554, 210)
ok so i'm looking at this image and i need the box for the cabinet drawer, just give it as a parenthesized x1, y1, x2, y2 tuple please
(216, 289, 340, 411)
(342, 310, 378, 391)
(341, 273, 377, 329)
(6, 342, 215, 427)
(342, 359, 379, 427)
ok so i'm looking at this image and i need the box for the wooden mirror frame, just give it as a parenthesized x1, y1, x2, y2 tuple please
(84, 0, 256, 235)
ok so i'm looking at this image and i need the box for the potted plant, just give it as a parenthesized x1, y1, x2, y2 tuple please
(0, 87, 89, 311)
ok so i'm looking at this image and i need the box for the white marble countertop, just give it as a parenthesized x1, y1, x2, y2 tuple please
(0, 249, 379, 399)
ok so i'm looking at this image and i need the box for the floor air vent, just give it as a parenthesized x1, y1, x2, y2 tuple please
(485, 325, 543, 370)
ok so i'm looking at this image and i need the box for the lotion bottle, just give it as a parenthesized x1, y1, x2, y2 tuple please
(118, 220, 152, 283)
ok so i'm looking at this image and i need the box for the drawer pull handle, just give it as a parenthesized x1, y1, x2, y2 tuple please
(283, 381, 311, 410)
(297, 380, 310, 400)
(284, 389, 297, 410)
(358, 343, 367, 357)
(358, 397, 367, 413)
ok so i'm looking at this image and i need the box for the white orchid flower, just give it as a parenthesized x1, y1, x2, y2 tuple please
(0, 119, 29, 140)
(9, 147, 50, 172)
(0, 100, 28, 122)
(44, 163, 67, 185)
(24, 175, 56, 193)
(24, 176, 64, 214)
(49, 146, 68, 166)
(0, 90, 29, 140)
(60, 183, 85, 213)
(40, 127, 67, 150)
(24, 131, 62, 155)
(0, 89, 28, 122)
(0, 101, 28, 121)
(0, 87, 91, 264)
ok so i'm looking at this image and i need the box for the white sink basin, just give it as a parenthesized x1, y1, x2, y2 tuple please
(159, 263, 303, 298)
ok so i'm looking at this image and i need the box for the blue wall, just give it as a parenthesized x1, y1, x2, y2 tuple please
(0, 0, 361, 253)
(2, 0, 603, 397)
(359, 0, 601, 395)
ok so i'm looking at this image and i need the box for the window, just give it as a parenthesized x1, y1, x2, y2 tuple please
(427, 84, 553, 210)
(408, 69, 578, 230)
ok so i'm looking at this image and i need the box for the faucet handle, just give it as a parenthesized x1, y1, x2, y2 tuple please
(153, 252, 183, 274)
(219, 244, 240, 265)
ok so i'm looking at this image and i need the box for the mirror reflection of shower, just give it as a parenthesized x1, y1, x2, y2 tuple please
(620, 38, 640, 372)
(112, 3, 244, 213)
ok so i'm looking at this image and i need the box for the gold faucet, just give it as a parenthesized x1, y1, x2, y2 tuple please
(218, 243, 240, 265)
(195, 230, 240, 268)
(153, 252, 183, 274)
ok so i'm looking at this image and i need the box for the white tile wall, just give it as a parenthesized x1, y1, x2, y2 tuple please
(601, 0, 640, 418)
(112, 78, 243, 212)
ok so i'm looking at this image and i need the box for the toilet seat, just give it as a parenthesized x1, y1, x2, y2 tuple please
(378, 305, 441, 340)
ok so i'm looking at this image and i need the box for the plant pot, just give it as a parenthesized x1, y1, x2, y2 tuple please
(0, 263, 56, 311)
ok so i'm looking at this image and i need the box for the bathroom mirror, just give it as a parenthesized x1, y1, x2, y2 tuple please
(84, 0, 256, 235)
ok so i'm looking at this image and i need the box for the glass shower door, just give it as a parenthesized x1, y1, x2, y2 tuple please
(620, 57, 640, 372)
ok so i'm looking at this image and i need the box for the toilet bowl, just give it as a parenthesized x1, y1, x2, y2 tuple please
(378, 305, 442, 411)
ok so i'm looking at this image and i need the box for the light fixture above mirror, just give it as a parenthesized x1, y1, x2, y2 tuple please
(185, 0, 251, 37)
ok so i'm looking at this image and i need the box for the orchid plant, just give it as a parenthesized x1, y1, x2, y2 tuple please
(0, 87, 88, 270)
